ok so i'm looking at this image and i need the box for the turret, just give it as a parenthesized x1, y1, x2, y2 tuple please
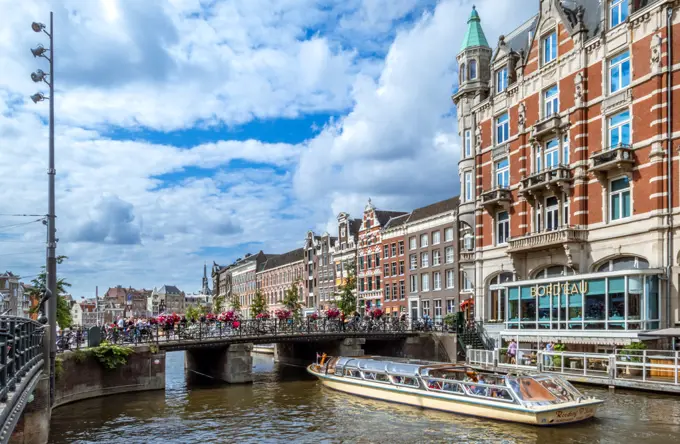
(452, 6, 492, 105)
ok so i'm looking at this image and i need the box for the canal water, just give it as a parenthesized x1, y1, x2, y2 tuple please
(50, 352, 680, 443)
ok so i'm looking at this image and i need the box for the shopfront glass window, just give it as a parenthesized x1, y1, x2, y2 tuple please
(538, 294, 550, 329)
(584, 279, 606, 330)
(645, 275, 659, 330)
(628, 275, 643, 330)
(568, 293, 583, 329)
(608, 277, 625, 330)
(520, 287, 536, 329)
(508, 288, 519, 329)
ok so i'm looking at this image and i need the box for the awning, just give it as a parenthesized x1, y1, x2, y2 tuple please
(499, 331, 636, 346)
(638, 328, 680, 338)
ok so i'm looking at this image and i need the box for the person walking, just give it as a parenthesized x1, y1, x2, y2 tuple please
(507, 339, 518, 364)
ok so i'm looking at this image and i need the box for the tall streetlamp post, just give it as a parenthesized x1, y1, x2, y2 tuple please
(30, 12, 57, 404)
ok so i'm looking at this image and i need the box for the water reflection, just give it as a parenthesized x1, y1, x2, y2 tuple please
(49, 352, 680, 443)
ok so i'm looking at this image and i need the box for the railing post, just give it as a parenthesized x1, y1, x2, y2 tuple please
(642, 349, 647, 382)
(609, 354, 616, 383)
(675, 351, 678, 385)
(537, 351, 543, 372)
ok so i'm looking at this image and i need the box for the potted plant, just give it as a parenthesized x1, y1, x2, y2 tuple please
(621, 342, 647, 377)
(443, 313, 456, 332)
(552, 343, 567, 369)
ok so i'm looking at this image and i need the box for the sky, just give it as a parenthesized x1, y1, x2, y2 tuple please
(0, 0, 536, 298)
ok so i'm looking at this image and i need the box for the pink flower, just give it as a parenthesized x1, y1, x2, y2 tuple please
(232, 320, 240, 329)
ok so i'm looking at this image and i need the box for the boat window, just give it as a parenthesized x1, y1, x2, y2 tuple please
(426, 379, 464, 394)
(507, 377, 559, 405)
(375, 373, 390, 383)
(460, 381, 514, 402)
(363, 372, 377, 380)
(392, 376, 419, 387)
(534, 378, 577, 402)
(344, 369, 362, 378)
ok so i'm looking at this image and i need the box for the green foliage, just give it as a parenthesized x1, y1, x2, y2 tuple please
(443, 313, 456, 328)
(621, 341, 647, 363)
(552, 343, 567, 367)
(281, 279, 302, 319)
(91, 342, 134, 371)
(250, 290, 267, 318)
(212, 295, 225, 314)
(25, 255, 73, 329)
(229, 294, 241, 312)
(55, 357, 64, 380)
(185, 305, 200, 322)
(149, 344, 159, 354)
(72, 349, 89, 364)
(335, 259, 357, 316)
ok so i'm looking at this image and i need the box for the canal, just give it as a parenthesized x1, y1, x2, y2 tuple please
(50, 352, 680, 443)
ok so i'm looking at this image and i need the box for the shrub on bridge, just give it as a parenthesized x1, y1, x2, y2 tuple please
(91, 342, 134, 371)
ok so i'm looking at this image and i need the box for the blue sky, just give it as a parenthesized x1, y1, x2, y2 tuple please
(0, 0, 535, 297)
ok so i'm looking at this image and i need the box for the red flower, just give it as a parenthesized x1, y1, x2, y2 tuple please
(325, 308, 340, 319)
(232, 320, 240, 329)
(256, 312, 270, 319)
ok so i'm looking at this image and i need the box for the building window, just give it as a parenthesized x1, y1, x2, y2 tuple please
(444, 228, 453, 242)
(432, 231, 441, 245)
(409, 236, 416, 250)
(375, 253, 380, 267)
(400, 281, 405, 299)
(420, 234, 428, 248)
(359, 278, 365, 292)
(421, 274, 430, 292)
(367, 255, 373, 269)
(609, 51, 630, 94)
(496, 112, 509, 144)
(432, 250, 441, 266)
(446, 299, 455, 314)
(376, 276, 381, 290)
(495, 158, 509, 188)
(410, 275, 417, 293)
(496, 211, 509, 245)
(368, 277, 373, 291)
(391, 243, 397, 256)
(446, 270, 455, 289)
(608, 110, 631, 148)
(464, 171, 473, 202)
(542, 31, 557, 64)
(358, 256, 364, 269)
(462, 272, 473, 290)
(398, 240, 404, 255)
(597, 256, 649, 272)
(463, 233, 474, 251)
(383, 245, 389, 258)
(496, 66, 508, 93)
(399, 261, 405, 275)
(545, 138, 560, 169)
(391, 262, 397, 276)
(421, 252, 429, 268)
(610, 0, 628, 28)
(385, 284, 391, 301)
(469, 59, 477, 80)
(384, 263, 389, 276)
(409, 254, 417, 270)
(544, 85, 559, 117)
(563, 134, 570, 165)
(393, 283, 399, 300)
(610, 176, 631, 221)
(445, 246, 454, 263)
(422, 300, 431, 318)
(433, 272, 442, 291)
(464, 129, 472, 158)
(460, 62, 466, 83)
(545, 196, 559, 231)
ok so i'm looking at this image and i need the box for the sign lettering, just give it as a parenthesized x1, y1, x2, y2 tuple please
(529, 280, 588, 297)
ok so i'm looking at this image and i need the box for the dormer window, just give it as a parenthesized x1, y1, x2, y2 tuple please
(541, 31, 557, 65)
(610, 0, 628, 28)
(469, 60, 478, 80)
(496, 66, 508, 93)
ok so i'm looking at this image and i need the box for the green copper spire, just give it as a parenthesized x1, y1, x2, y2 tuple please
(460, 6, 489, 52)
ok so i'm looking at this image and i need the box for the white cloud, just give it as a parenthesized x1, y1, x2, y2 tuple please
(0, 0, 536, 297)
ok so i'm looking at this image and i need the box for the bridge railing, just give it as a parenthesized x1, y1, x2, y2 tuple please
(0, 316, 46, 440)
(99, 318, 418, 346)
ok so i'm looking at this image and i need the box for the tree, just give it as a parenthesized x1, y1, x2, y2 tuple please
(212, 295, 225, 313)
(336, 259, 357, 317)
(250, 290, 267, 318)
(281, 279, 302, 318)
(185, 305, 200, 322)
(229, 293, 241, 312)
(26, 255, 73, 329)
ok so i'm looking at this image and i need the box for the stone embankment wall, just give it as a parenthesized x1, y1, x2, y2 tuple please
(53, 345, 166, 408)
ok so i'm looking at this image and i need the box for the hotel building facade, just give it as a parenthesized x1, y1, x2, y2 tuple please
(453, 0, 680, 350)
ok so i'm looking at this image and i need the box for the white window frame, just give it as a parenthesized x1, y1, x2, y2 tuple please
(544, 138, 559, 169)
(445, 246, 454, 264)
(496, 113, 509, 145)
(446, 270, 455, 289)
(409, 254, 417, 270)
(610, 0, 629, 29)
(542, 31, 557, 65)
(463, 233, 474, 251)
(432, 250, 441, 266)
(421, 252, 429, 268)
(433, 272, 441, 291)
(409, 275, 418, 293)
(609, 176, 632, 221)
(432, 231, 441, 245)
(444, 228, 454, 242)
(608, 110, 631, 148)
(496, 66, 508, 93)
(609, 51, 630, 94)
(496, 211, 509, 245)
(420, 233, 428, 248)
(544, 85, 559, 118)
(409, 236, 416, 250)
(464, 171, 473, 202)
(495, 157, 509, 188)
(421, 273, 430, 292)
(464, 129, 472, 158)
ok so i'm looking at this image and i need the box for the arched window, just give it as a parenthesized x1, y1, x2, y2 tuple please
(532, 265, 576, 279)
(460, 62, 466, 83)
(488, 272, 513, 321)
(468, 59, 478, 80)
(597, 256, 649, 272)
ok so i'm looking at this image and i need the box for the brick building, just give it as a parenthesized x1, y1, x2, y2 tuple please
(404, 197, 459, 323)
(357, 199, 407, 313)
(332, 213, 361, 304)
(453, 1, 680, 350)
(232, 251, 273, 317)
(381, 214, 409, 317)
(257, 248, 304, 315)
(303, 231, 337, 312)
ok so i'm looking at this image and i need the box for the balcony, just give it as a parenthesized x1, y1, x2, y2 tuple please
(480, 187, 512, 212)
(519, 166, 572, 200)
(460, 251, 475, 263)
(507, 226, 587, 254)
(530, 114, 568, 141)
(590, 145, 635, 180)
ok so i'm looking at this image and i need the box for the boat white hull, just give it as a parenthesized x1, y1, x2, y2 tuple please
(309, 365, 601, 426)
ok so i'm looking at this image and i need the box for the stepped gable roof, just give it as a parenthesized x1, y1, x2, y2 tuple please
(460, 6, 489, 52)
(407, 197, 459, 224)
(374, 210, 408, 227)
(384, 213, 411, 230)
(262, 248, 304, 271)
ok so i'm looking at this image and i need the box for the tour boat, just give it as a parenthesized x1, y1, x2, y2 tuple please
(307, 356, 603, 426)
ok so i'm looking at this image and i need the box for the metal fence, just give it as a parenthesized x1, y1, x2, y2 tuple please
(467, 347, 680, 387)
(90, 318, 418, 346)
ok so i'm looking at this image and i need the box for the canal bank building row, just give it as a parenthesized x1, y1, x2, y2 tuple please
(453, 0, 680, 352)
